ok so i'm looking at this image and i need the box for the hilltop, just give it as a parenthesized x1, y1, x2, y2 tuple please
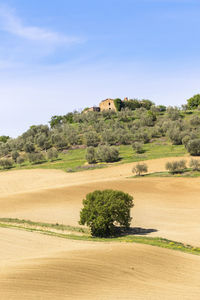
(0, 94, 200, 171)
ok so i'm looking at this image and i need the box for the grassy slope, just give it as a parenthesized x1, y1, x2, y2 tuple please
(7, 140, 187, 172)
(0, 218, 200, 256)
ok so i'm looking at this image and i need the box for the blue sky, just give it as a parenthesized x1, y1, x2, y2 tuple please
(0, 0, 200, 137)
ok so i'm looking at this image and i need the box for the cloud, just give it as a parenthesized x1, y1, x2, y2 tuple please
(0, 5, 80, 45)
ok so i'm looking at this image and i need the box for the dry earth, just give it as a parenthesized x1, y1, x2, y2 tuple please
(0, 157, 200, 299)
(1, 228, 200, 300)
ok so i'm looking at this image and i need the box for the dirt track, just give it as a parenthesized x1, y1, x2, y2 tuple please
(0, 157, 200, 299)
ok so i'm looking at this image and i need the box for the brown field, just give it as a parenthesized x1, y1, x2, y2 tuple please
(0, 157, 200, 299)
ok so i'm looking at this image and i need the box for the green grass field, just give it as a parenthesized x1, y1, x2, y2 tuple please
(4, 140, 187, 173)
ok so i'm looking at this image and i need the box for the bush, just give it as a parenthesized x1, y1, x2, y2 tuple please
(101, 129, 118, 145)
(167, 128, 185, 145)
(97, 145, 119, 162)
(190, 115, 200, 127)
(16, 156, 25, 165)
(132, 142, 144, 153)
(157, 105, 166, 112)
(51, 133, 68, 149)
(114, 98, 123, 111)
(189, 159, 200, 171)
(27, 152, 45, 164)
(24, 142, 35, 153)
(186, 139, 200, 156)
(165, 160, 186, 174)
(79, 189, 134, 237)
(166, 106, 181, 121)
(84, 131, 100, 147)
(132, 163, 148, 176)
(86, 147, 96, 164)
(182, 135, 190, 147)
(0, 158, 13, 169)
(134, 129, 150, 144)
(11, 150, 19, 162)
(47, 147, 58, 161)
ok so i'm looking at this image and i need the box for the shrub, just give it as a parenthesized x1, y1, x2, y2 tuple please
(186, 139, 200, 156)
(97, 145, 119, 162)
(166, 106, 181, 121)
(0, 158, 13, 169)
(114, 98, 123, 111)
(0, 136, 10, 143)
(27, 152, 45, 164)
(84, 131, 100, 147)
(51, 133, 68, 149)
(132, 142, 144, 153)
(157, 105, 166, 112)
(11, 150, 19, 162)
(24, 142, 35, 153)
(167, 128, 184, 145)
(140, 99, 154, 110)
(182, 135, 190, 147)
(165, 160, 186, 174)
(132, 163, 148, 176)
(79, 189, 134, 237)
(134, 129, 150, 144)
(124, 99, 141, 110)
(16, 156, 25, 165)
(189, 159, 200, 171)
(101, 129, 118, 145)
(86, 147, 96, 164)
(190, 115, 200, 127)
(47, 147, 58, 161)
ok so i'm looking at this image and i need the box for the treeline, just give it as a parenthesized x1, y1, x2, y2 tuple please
(0, 94, 200, 168)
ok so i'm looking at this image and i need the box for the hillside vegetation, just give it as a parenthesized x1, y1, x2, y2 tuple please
(1, 96, 200, 171)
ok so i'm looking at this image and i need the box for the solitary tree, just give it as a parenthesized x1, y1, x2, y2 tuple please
(132, 163, 148, 176)
(79, 190, 134, 237)
(132, 142, 144, 153)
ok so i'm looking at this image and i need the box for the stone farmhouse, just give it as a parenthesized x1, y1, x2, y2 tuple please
(85, 97, 128, 113)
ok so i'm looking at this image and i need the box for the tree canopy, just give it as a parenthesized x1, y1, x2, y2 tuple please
(79, 189, 134, 237)
(187, 94, 200, 109)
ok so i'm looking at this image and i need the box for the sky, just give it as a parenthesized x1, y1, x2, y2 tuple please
(0, 0, 200, 137)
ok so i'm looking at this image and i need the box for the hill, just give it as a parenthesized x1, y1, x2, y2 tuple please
(1, 98, 200, 172)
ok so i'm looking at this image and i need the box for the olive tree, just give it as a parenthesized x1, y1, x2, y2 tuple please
(0, 158, 13, 169)
(132, 142, 144, 154)
(189, 159, 200, 171)
(27, 152, 45, 164)
(11, 151, 19, 162)
(47, 147, 58, 161)
(86, 147, 96, 164)
(84, 131, 100, 147)
(186, 139, 200, 156)
(16, 156, 25, 165)
(132, 163, 148, 176)
(165, 160, 186, 174)
(79, 189, 134, 237)
(97, 145, 119, 162)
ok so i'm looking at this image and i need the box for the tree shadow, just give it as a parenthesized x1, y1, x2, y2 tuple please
(114, 227, 158, 237)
